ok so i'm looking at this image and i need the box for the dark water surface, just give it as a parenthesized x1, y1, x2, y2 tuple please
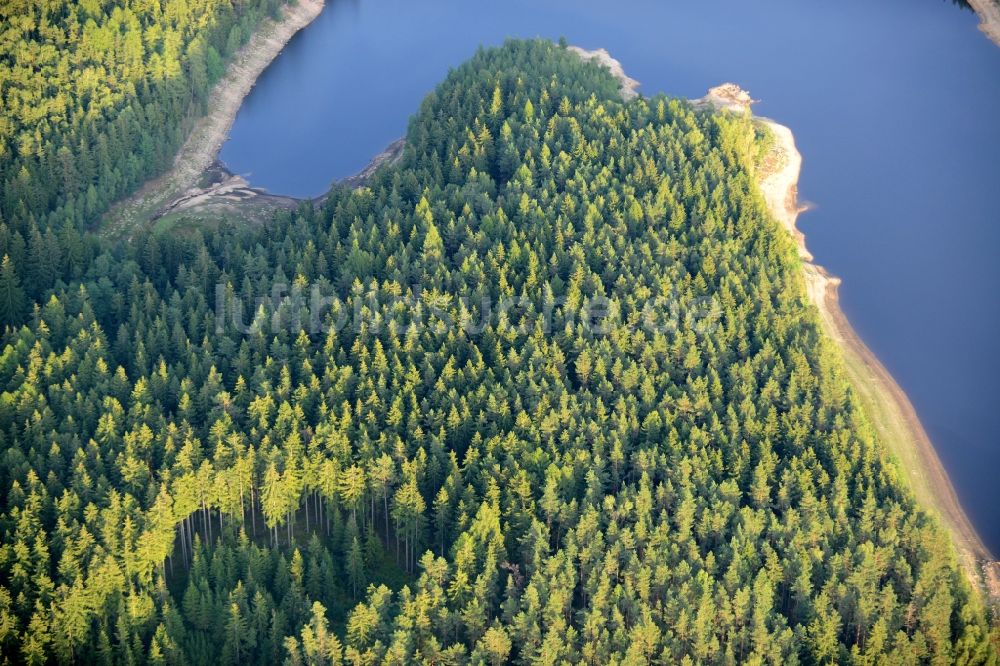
(221, 0, 1000, 553)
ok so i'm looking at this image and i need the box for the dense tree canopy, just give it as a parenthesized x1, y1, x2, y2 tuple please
(0, 38, 995, 664)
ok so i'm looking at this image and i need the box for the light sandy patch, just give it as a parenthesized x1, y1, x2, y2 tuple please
(692, 83, 756, 115)
(567, 46, 641, 100)
(154, 170, 298, 219)
(968, 0, 1000, 47)
(103, 0, 325, 237)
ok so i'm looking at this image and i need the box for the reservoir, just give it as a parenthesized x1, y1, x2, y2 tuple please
(220, 0, 1000, 553)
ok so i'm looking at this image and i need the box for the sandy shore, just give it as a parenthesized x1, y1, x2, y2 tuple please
(567, 46, 641, 100)
(968, 0, 1000, 47)
(103, 0, 325, 237)
(694, 85, 1000, 603)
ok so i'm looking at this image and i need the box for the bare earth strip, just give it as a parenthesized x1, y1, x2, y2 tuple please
(102, 0, 325, 237)
(567, 46, 641, 100)
(573, 46, 1000, 604)
(968, 0, 1000, 47)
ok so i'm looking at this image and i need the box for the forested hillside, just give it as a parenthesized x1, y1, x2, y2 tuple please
(0, 0, 286, 321)
(0, 39, 995, 663)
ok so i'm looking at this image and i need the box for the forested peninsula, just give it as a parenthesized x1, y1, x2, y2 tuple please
(0, 9, 997, 664)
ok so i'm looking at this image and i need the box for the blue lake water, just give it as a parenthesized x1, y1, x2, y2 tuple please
(220, 0, 1000, 554)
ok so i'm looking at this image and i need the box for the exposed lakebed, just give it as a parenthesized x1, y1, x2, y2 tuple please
(220, 0, 1000, 553)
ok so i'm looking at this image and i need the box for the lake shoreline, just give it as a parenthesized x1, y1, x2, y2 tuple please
(102, 0, 326, 236)
(562, 54, 997, 591)
(968, 0, 1000, 47)
(581, 49, 998, 599)
(146, 133, 406, 228)
(720, 89, 1000, 604)
(633, 73, 1000, 601)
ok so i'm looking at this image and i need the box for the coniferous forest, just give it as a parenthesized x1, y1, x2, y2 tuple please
(0, 17, 997, 666)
